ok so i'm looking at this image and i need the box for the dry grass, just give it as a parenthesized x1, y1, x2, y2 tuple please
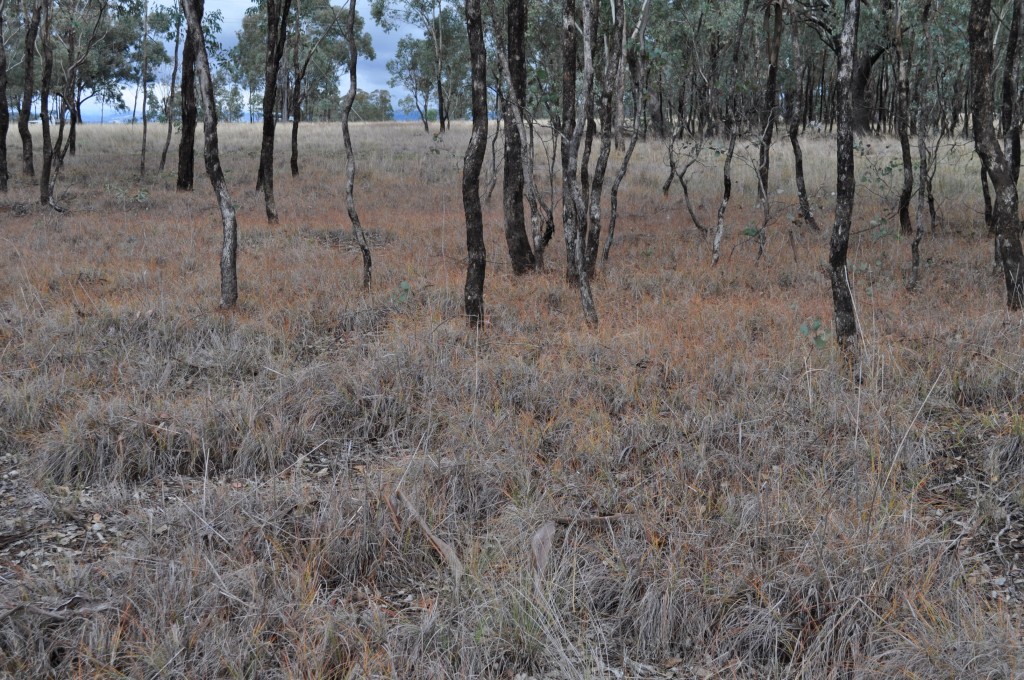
(0, 121, 1021, 678)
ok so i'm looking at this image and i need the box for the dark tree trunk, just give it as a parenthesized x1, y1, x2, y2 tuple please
(18, 0, 40, 178)
(501, 0, 535, 274)
(38, 0, 53, 205)
(561, 0, 578, 281)
(159, 14, 181, 174)
(584, 0, 623, 277)
(787, 19, 819, 231)
(290, 0, 302, 177)
(462, 0, 487, 326)
(1001, 0, 1022, 182)
(851, 46, 884, 134)
(139, 0, 149, 178)
(256, 0, 293, 223)
(970, 0, 1024, 308)
(182, 0, 239, 308)
(0, 7, 9, 192)
(177, 7, 199, 191)
(908, 0, 934, 292)
(340, 0, 371, 288)
(831, 0, 861, 347)
(289, 81, 301, 176)
(756, 0, 783, 204)
(884, 0, 913, 236)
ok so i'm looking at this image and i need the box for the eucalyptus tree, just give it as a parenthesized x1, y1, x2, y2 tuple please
(287, 0, 374, 176)
(339, 0, 371, 288)
(387, 36, 434, 130)
(560, 0, 599, 325)
(39, 0, 112, 207)
(18, 0, 42, 177)
(174, 3, 222, 189)
(499, 0, 535, 273)
(0, 0, 9, 191)
(158, 4, 182, 172)
(462, 0, 486, 325)
(254, 0, 294, 224)
(970, 0, 1024, 308)
(485, 0, 556, 269)
(373, 0, 468, 132)
(181, 0, 240, 308)
(830, 0, 860, 348)
(177, 0, 199, 189)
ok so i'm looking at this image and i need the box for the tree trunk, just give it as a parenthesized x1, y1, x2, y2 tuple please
(584, 0, 624, 277)
(181, 0, 240, 308)
(341, 0, 371, 289)
(501, 0, 535, 274)
(18, 0, 40, 177)
(256, 0, 293, 223)
(884, 0, 913, 236)
(290, 0, 302, 177)
(561, 0, 578, 282)
(177, 7, 199, 191)
(38, 0, 53, 205)
(830, 0, 861, 347)
(908, 0, 934, 291)
(787, 16, 819, 231)
(756, 0, 783, 204)
(1001, 0, 1022, 182)
(851, 47, 884, 134)
(970, 0, 1024, 308)
(462, 0, 487, 326)
(139, 0, 149, 178)
(0, 4, 9, 192)
(711, 130, 736, 265)
(159, 14, 181, 174)
(562, 0, 599, 326)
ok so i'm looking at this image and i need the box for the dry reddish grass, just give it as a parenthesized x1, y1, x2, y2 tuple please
(0, 121, 1021, 678)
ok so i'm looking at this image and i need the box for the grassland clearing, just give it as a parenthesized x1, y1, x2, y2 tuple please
(0, 122, 1021, 677)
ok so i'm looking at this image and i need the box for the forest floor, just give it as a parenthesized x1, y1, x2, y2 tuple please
(0, 122, 1022, 678)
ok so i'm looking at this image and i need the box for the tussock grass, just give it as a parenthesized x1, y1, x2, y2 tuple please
(0, 122, 1021, 678)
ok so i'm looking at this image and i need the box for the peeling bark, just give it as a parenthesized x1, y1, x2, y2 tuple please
(970, 0, 1024, 309)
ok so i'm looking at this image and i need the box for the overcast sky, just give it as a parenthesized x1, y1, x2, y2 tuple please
(84, 0, 416, 121)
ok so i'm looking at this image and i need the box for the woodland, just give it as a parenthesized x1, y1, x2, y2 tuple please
(0, 0, 1024, 677)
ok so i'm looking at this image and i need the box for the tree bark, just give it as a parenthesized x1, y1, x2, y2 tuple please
(18, 0, 40, 177)
(341, 0, 371, 289)
(970, 0, 1024, 308)
(181, 0, 239, 307)
(290, 0, 302, 177)
(463, 0, 487, 327)
(584, 0, 624, 277)
(38, 0, 53, 205)
(711, 130, 736, 265)
(256, 0, 293, 224)
(159, 14, 181, 173)
(140, 0, 149, 178)
(786, 9, 819, 231)
(756, 0, 783, 204)
(562, 0, 599, 326)
(501, 0, 535, 274)
(830, 0, 861, 347)
(0, 2, 9, 192)
(488, 0, 555, 270)
(177, 4, 199, 191)
(883, 0, 913, 236)
(1001, 0, 1022, 182)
